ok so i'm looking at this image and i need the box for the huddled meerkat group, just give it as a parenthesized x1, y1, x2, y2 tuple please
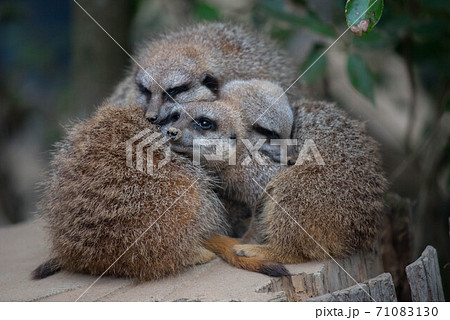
(32, 22, 387, 282)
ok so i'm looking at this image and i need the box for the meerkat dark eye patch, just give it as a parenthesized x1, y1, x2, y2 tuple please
(163, 84, 190, 102)
(253, 125, 281, 140)
(194, 117, 217, 131)
(201, 73, 219, 95)
(136, 82, 152, 100)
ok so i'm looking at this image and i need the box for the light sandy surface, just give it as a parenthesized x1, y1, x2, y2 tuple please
(0, 220, 382, 301)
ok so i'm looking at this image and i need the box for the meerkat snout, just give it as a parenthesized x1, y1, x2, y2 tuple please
(167, 127, 182, 141)
(146, 113, 159, 124)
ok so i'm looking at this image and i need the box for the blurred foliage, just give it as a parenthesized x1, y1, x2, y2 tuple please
(193, 2, 221, 21)
(249, 0, 450, 186)
(255, 0, 336, 37)
(249, 0, 450, 112)
(300, 44, 328, 84)
(0, 0, 70, 146)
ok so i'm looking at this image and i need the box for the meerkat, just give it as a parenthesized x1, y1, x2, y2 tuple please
(109, 22, 298, 125)
(32, 102, 289, 281)
(232, 100, 388, 263)
(163, 84, 387, 263)
(163, 80, 294, 240)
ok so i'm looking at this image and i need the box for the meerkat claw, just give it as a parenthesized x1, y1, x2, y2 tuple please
(232, 245, 252, 257)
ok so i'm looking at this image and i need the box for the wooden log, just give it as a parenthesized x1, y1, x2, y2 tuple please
(405, 245, 445, 302)
(367, 273, 398, 302)
(261, 246, 384, 301)
(307, 273, 397, 302)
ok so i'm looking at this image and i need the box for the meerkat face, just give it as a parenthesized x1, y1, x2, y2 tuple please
(163, 101, 240, 166)
(220, 80, 296, 163)
(134, 44, 220, 125)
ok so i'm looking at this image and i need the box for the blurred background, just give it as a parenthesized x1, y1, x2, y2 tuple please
(0, 0, 449, 300)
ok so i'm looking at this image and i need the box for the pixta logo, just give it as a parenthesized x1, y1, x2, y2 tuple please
(125, 129, 171, 175)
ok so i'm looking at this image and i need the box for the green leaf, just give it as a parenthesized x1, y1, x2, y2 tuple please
(258, 0, 336, 38)
(300, 46, 327, 84)
(193, 2, 220, 21)
(345, 0, 384, 36)
(347, 54, 375, 103)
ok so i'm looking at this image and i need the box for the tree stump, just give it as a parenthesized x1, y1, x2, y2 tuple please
(307, 273, 397, 302)
(405, 245, 445, 302)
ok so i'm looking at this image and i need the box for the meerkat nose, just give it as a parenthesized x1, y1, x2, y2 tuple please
(146, 113, 159, 124)
(166, 127, 182, 141)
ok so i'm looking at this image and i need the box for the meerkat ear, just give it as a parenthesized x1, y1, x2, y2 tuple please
(201, 72, 220, 95)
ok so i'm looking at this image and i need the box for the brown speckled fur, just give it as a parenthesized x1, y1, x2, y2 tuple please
(37, 103, 228, 281)
(234, 100, 388, 263)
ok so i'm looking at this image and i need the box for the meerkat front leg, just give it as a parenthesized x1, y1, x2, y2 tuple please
(240, 207, 264, 244)
(240, 218, 259, 244)
(192, 247, 217, 265)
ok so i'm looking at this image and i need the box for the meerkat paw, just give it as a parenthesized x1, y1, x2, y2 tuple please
(232, 244, 266, 259)
(193, 248, 216, 265)
(233, 245, 252, 257)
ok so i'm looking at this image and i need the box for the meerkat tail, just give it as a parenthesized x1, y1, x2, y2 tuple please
(203, 235, 290, 277)
(31, 258, 61, 280)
